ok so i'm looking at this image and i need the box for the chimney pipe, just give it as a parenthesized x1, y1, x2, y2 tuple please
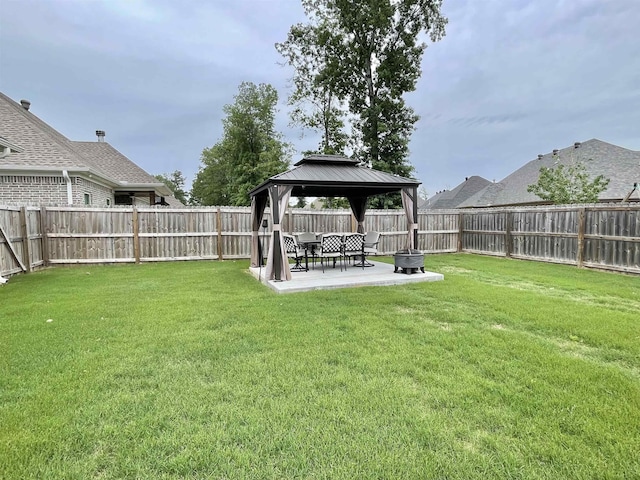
(96, 130, 105, 142)
(574, 142, 581, 149)
(20, 99, 31, 111)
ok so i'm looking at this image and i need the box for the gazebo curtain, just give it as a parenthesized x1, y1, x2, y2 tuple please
(401, 187, 418, 250)
(347, 196, 368, 233)
(250, 195, 268, 268)
(265, 185, 293, 281)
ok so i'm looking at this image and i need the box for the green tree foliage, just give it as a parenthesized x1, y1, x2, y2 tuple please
(318, 197, 350, 209)
(154, 171, 188, 204)
(276, 22, 349, 155)
(190, 82, 292, 206)
(527, 161, 610, 204)
(277, 0, 447, 207)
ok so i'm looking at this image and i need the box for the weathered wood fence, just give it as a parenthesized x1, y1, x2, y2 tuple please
(2, 204, 639, 276)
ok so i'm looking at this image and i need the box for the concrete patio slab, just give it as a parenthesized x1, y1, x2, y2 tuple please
(248, 259, 444, 294)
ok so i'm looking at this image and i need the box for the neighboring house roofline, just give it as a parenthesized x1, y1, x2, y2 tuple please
(1, 92, 176, 202)
(457, 139, 640, 208)
(0, 164, 172, 195)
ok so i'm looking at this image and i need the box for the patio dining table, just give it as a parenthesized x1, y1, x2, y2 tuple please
(297, 239, 321, 271)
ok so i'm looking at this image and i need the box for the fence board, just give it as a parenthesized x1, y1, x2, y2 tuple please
(2, 203, 640, 276)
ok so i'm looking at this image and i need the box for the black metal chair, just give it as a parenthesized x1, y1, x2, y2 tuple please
(283, 234, 306, 271)
(319, 233, 344, 272)
(343, 233, 365, 269)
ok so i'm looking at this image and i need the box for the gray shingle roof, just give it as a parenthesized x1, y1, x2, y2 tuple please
(421, 176, 492, 209)
(73, 141, 160, 184)
(0, 92, 169, 193)
(459, 139, 640, 207)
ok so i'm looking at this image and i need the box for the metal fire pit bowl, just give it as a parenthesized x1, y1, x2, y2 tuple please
(393, 249, 425, 274)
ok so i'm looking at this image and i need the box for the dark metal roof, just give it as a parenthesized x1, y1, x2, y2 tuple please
(293, 154, 359, 166)
(250, 154, 420, 198)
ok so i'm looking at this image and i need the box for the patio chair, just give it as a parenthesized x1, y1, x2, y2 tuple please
(362, 231, 381, 267)
(343, 232, 365, 269)
(283, 234, 306, 272)
(297, 232, 319, 268)
(319, 233, 344, 272)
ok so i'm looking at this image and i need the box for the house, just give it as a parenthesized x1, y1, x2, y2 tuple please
(0, 92, 182, 207)
(457, 139, 640, 208)
(420, 175, 492, 209)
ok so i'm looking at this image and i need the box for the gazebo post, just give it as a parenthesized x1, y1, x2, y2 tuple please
(266, 185, 293, 282)
(401, 187, 419, 250)
(412, 186, 419, 249)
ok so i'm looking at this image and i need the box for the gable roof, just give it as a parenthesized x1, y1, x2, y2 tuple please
(250, 154, 420, 198)
(459, 139, 640, 207)
(0, 92, 170, 195)
(421, 176, 492, 209)
(73, 141, 162, 185)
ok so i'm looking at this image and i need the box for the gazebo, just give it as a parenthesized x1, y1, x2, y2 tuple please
(249, 155, 421, 281)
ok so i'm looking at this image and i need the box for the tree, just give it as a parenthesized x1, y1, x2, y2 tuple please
(277, 0, 447, 207)
(190, 82, 292, 206)
(155, 171, 188, 204)
(318, 197, 350, 209)
(527, 160, 610, 204)
(276, 22, 349, 155)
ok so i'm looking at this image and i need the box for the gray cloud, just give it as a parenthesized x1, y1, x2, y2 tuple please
(1, 0, 638, 197)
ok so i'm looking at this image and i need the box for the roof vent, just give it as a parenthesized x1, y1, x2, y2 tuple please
(574, 142, 581, 149)
(20, 99, 31, 111)
(538, 154, 543, 159)
(552, 149, 559, 155)
(96, 130, 106, 142)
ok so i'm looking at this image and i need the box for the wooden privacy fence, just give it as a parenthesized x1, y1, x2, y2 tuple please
(459, 205, 640, 273)
(2, 204, 639, 276)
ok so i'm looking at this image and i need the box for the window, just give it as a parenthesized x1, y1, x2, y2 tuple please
(83, 193, 91, 205)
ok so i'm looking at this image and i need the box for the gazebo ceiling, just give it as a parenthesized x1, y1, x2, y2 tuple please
(249, 154, 421, 199)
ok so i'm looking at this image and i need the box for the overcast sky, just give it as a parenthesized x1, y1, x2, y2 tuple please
(1, 0, 639, 198)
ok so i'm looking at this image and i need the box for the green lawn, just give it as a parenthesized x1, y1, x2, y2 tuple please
(1, 255, 639, 479)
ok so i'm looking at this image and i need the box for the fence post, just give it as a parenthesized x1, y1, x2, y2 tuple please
(457, 211, 464, 252)
(216, 207, 223, 260)
(39, 206, 49, 267)
(132, 207, 140, 264)
(19, 207, 32, 272)
(505, 211, 513, 258)
(576, 207, 586, 268)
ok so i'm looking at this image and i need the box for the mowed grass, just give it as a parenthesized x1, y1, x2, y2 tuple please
(1, 254, 639, 479)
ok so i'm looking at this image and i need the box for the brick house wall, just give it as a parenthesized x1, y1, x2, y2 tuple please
(0, 175, 69, 206)
(75, 177, 113, 206)
(0, 174, 115, 206)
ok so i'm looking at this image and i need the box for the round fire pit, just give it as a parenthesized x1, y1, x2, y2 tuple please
(393, 249, 425, 274)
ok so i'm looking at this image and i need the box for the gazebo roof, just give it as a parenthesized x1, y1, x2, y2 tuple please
(249, 154, 420, 198)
